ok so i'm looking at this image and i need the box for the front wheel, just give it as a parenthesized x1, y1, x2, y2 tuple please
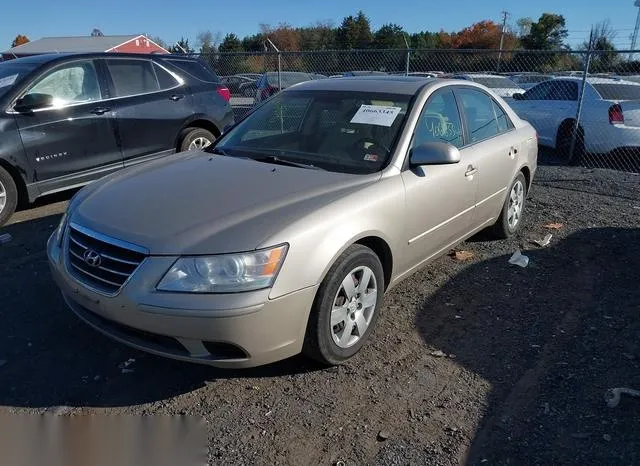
(0, 166, 18, 227)
(490, 172, 527, 239)
(303, 244, 384, 365)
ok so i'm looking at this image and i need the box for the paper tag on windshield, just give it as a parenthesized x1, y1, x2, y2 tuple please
(0, 74, 18, 88)
(350, 105, 401, 127)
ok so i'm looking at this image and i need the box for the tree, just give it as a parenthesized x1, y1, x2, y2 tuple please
(260, 23, 301, 51)
(91, 28, 104, 37)
(409, 31, 441, 49)
(11, 34, 29, 48)
(148, 35, 168, 50)
(516, 18, 533, 37)
(169, 37, 193, 54)
(241, 34, 266, 52)
(298, 21, 336, 50)
(373, 24, 406, 49)
(451, 20, 518, 50)
(197, 30, 222, 54)
(585, 20, 619, 72)
(336, 11, 373, 49)
(521, 13, 568, 50)
(219, 33, 243, 52)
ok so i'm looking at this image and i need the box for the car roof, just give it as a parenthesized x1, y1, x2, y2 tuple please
(554, 76, 640, 86)
(0, 52, 196, 66)
(288, 75, 437, 95)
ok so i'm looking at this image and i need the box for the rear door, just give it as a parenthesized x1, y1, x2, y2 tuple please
(454, 87, 520, 225)
(102, 57, 193, 164)
(12, 58, 122, 182)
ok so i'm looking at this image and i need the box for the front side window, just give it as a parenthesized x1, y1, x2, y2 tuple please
(457, 88, 499, 143)
(106, 59, 159, 97)
(412, 89, 463, 148)
(25, 61, 101, 105)
(213, 90, 411, 174)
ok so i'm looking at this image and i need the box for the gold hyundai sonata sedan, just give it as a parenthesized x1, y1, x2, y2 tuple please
(48, 76, 537, 368)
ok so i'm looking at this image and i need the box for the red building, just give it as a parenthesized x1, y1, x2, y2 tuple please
(2, 35, 169, 60)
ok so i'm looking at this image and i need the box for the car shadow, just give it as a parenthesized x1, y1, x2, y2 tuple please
(0, 214, 325, 409)
(415, 227, 640, 464)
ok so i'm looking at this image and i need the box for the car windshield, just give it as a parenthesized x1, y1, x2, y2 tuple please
(265, 72, 313, 88)
(592, 83, 640, 101)
(472, 77, 519, 88)
(212, 90, 411, 174)
(0, 62, 36, 98)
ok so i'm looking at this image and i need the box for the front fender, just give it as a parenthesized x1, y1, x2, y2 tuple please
(265, 175, 406, 300)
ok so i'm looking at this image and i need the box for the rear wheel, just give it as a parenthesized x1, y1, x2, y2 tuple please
(490, 172, 527, 239)
(0, 166, 18, 227)
(303, 244, 384, 365)
(179, 128, 216, 152)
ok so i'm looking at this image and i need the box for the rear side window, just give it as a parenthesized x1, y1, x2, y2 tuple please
(492, 100, 513, 133)
(592, 83, 640, 100)
(106, 59, 159, 97)
(164, 59, 218, 83)
(153, 63, 179, 90)
(457, 88, 499, 143)
(547, 81, 578, 101)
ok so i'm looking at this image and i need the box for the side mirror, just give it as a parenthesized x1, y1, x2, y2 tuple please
(512, 92, 524, 100)
(15, 93, 54, 112)
(410, 142, 461, 167)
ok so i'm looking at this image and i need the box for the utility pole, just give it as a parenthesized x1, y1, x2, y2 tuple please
(497, 11, 509, 72)
(630, 0, 640, 60)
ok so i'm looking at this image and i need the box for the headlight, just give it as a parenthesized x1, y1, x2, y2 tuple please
(157, 245, 288, 293)
(55, 212, 68, 246)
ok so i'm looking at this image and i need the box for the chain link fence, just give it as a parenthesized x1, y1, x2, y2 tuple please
(196, 49, 640, 173)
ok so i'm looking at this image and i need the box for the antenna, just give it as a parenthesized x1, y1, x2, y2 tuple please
(631, 0, 640, 59)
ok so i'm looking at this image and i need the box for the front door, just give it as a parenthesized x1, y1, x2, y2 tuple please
(102, 58, 193, 163)
(400, 88, 478, 274)
(12, 59, 121, 183)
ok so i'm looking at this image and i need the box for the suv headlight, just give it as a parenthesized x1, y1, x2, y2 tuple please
(157, 245, 288, 293)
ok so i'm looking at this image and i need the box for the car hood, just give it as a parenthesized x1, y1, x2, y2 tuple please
(71, 152, 378, 255)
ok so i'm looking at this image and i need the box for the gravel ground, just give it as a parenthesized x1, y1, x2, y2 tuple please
(0, 164, 639, 465)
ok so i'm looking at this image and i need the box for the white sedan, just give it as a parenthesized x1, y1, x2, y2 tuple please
(509, 77, 640, 156)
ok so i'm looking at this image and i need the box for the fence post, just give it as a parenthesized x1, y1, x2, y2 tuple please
(403, 35, 411, 76)
(569, 40, 593, 164)
(266, 38, 281, 91)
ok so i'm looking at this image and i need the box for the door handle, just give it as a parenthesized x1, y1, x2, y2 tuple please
(465, 165, 478, 177)
(170, 94, 185, 101)
(90, 107, 110, 115)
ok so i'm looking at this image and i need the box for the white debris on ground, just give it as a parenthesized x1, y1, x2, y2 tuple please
(508, 250, 530, 268)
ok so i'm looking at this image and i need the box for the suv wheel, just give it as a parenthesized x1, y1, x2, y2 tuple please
(179, 128, 216, 152)
(0, 166, 18, 227)
(303, 244, 384, 365)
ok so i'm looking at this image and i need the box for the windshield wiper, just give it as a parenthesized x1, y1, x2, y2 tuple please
(208, 146, 230, 156)
(251, 154, 324, 171)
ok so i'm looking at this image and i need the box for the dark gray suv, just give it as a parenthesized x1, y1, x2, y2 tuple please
(0, 52, 233, 225)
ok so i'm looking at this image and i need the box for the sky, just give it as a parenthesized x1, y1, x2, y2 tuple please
(1, 0, 639, 51)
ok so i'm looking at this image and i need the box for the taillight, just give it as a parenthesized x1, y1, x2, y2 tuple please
(216, 87, 231, 102)
(609, 104, 624, 125)
(260, 86, 277, 100)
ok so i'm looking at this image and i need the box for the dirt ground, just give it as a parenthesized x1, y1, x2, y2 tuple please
(0, 164, 638, 465)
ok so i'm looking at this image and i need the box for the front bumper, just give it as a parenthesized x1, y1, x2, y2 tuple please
(47, 233, 317, 368)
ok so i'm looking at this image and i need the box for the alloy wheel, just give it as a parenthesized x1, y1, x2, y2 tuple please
(507, 180, 525, 229)
(188, 137, 212, 150)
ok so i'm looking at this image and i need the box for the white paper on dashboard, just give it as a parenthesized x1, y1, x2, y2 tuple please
(350, 105, 402, 127)
(0, 74, 18, 88)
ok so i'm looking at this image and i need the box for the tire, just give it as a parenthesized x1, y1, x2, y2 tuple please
(556, 123, 584, 166)
(0, 166, 18, 227)
(490, 172, 527, 239)
(303, 244, 385, 365)
(179, 128, 216, 152)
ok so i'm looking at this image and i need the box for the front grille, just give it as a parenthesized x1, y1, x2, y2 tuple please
(66, 224, 147, 294)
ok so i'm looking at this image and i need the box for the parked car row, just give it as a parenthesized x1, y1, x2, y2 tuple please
(0, 52, 234, 226)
